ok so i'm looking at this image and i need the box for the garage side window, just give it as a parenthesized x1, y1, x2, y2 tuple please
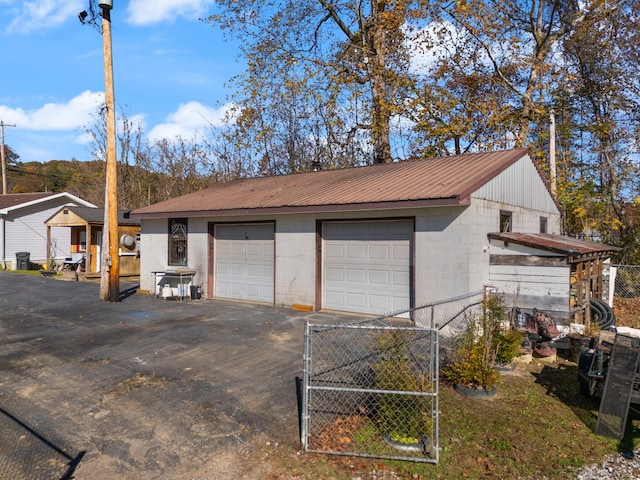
(499, 210, 512, 233)
(169, 218, 188, 266)
(540, 216, 548, 233)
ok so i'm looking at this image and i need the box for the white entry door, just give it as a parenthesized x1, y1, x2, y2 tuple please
(322, 220, 412, 315)
(96, 230, 102, 272)
(214, 223, 275, 303)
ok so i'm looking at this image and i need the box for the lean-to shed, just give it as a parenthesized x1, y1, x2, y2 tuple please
(488, 232, 620, 324)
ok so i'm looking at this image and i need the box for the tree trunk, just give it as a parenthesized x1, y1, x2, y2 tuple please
(368, 1, 392, 164)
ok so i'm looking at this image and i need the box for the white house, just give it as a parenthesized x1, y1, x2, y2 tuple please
(131, 148, 590, 317)
(0, 192, 96, 269)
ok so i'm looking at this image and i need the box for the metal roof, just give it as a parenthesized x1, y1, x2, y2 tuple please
(0, 192, 56, 210)
(131, 148, 534, 218)
(59, 206, 140, 225)
(0, 192, 97, 214)
(488, 232, 620, 257)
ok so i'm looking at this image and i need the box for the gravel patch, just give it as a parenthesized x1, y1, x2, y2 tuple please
(575, 450, 640, 480)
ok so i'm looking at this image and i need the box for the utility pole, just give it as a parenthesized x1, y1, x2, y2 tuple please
(549, 110, 557, 199)
(0, 121, 16, 195)
(99, 0, 120, 302)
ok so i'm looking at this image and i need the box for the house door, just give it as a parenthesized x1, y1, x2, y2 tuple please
(95, 230, 102, 272)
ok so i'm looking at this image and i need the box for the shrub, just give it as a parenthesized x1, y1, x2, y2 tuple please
(372, 330, 432, 442)
(442, 294, 519, 390)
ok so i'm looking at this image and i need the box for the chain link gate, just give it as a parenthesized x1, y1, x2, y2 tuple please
(613, 265, 640, 300)
(300, 291, 488, 464)
(302, 321, 439, 463)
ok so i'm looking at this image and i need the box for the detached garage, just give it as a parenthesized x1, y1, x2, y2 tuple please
(131, 148, 577, 316)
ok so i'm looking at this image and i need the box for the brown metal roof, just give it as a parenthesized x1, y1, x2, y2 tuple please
(0, 192, 56, 210)
(131, 148, 533, 218)
(488, 232, 620, 257)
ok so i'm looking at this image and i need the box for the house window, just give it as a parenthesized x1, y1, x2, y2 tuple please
(540, 217, 548, 233)
(499, 211, 512, 233)
(79, 231, 87, 251)
(169, 218, 188, 266)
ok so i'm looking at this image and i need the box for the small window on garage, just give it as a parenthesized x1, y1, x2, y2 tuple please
(169, 218, 188, 266)
(540, 216, 548, 233)
(500, 211, 512, 233)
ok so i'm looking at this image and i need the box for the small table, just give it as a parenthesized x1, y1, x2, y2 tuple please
(152, 270, 197, 301)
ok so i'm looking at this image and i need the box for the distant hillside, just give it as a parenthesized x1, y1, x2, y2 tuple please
(5, 159, 218, 210)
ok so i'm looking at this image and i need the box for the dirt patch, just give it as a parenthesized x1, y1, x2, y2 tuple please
(613, 298, 640, 328)
(312, 415, 370, 453)
(102, 373, 168, 401)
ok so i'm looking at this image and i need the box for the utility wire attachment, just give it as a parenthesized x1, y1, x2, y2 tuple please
(78, 1, 102, 33)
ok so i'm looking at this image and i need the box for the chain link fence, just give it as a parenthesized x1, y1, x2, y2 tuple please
(613, 265, 640, 299)
(611, 265, 640, 325)
(301, 291, 488, 464)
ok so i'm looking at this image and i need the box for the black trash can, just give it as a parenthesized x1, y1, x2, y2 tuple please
(190, 285, 202, 300)
(15, 252, 30, 270)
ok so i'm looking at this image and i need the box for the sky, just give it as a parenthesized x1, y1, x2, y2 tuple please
(0, 0, 242, 163)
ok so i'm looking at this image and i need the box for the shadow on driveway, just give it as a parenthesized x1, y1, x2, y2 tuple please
(0, 407, 84, 480)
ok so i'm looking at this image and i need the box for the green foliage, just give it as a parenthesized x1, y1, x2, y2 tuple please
(372, 330, 432, 441)
(443, 295, 520, 390)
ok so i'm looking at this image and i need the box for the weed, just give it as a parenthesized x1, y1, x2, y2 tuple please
(487, 438, 512, 452)
(372, 330, 433, 442)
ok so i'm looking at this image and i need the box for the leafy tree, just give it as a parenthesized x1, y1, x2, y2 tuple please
(560, 0, 640, 261)
(83, 106, 220, 208)
(418, 1, 618, 156)
(206, 0, 424, 167)
(151, 136, 215, 201)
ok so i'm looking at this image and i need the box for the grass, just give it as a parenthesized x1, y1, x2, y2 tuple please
(263, 356, 635, 479)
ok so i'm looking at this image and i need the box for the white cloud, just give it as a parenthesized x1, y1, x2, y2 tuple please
(406, 21, 463, 75)
(5, 0, 84, 34)
(147, 101, 232, 142)
(126, 0, 215, 25)
(0, 90, 104, 131)
(406, 20, 498, 76)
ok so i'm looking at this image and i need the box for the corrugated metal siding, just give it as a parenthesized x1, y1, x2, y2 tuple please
(472, 155, 558, 214)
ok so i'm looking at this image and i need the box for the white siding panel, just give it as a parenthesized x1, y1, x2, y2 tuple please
(5, 201, 75, 268)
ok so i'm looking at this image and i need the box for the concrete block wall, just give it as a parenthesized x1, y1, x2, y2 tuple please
(139, 193, 561, 308)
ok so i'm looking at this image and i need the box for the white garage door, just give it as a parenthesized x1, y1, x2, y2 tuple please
(322, 220, 412, 315)
(215, 223, 274, 303)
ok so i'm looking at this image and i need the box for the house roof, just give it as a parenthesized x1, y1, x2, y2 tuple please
(488, 232, 620, 257)
(130, 148, 536, 218)
(0, 192, 96, 215)
(47, 206, 141, 226)
(68, 207, 140, 226)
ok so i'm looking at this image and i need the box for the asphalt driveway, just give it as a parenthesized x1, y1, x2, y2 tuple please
(0, 272, 354, 479)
